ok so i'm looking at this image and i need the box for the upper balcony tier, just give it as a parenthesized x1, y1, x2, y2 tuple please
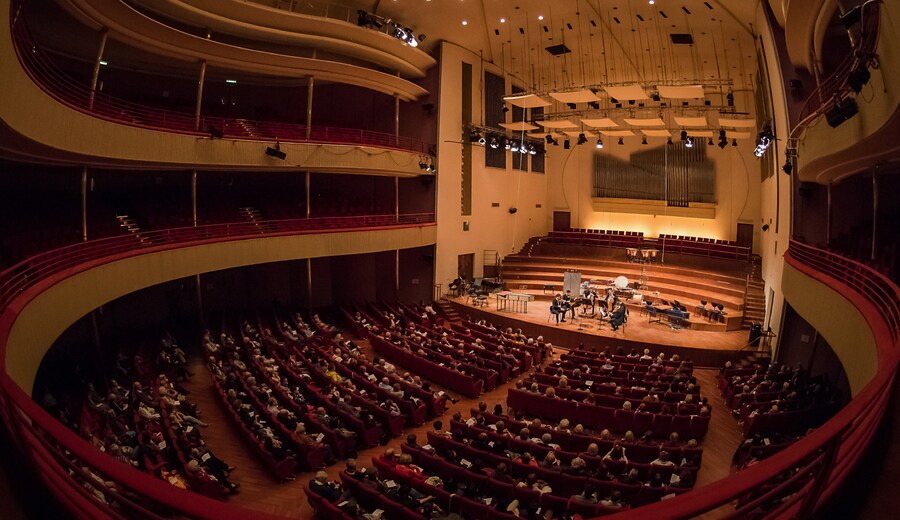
(52, 0, 430, 100)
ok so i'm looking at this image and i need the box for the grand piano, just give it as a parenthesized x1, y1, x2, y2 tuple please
(645, 299, 691, 329)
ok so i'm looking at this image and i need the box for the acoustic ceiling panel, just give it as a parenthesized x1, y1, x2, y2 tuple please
(658, 85, 705, 98)
(674, 116, 708, 127)
(537, 120, 579, 129)
(504, 94, 552, 108)
(549, 89, 602, 103)
(603, 85, 649, 100)
(580, 118, 619, 128)
(624, 117, 666, 127)
(599, 130, 636, 137)
(499, 121, 540, 131)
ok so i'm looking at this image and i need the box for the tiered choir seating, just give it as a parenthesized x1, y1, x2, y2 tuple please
(658, 234, 750, 261)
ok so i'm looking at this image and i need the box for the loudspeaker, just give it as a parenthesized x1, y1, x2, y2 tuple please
(265, 146, 287, 160)
(508, 207, 518, 214)
(825, 98, 858, 128)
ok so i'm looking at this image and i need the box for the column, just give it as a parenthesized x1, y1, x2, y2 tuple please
(191, 171, 198, 227)
(88, 30, 107, 110)
(305, 77, 314, 140)
(81, 167, 88, 241)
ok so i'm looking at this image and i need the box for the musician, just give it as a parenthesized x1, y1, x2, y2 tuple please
(581, 288, 597, 315)
(562, 290, 576, 319)
(605, 287, 616, 311)
(550, 295, 566, 324)
(609, 302, 628, 331)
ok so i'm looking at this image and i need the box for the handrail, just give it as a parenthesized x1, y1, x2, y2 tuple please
(0, 213, 434, 307)
(597, 240, 899, 519)
(0, 213, 434, 519)
(8, 2, 432, 156)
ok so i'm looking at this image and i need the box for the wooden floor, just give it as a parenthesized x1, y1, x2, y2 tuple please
(183, 337, 744, 518)
(450, 296, 748, 351)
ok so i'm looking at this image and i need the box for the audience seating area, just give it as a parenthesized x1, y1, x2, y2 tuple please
(717, 361, 838, 438)
(348, 304, 544, 398)
(40, 334, 240, 502)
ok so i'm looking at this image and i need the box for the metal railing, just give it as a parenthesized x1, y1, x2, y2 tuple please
(601, 239, 899, 519)
(0, 213, 434, 519)
(9, 1, 432, 155)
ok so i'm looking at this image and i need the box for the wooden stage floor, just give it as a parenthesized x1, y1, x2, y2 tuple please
(448, 296, 752, 367)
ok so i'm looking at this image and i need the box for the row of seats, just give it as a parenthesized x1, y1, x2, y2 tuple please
(507, 388, 710, 439)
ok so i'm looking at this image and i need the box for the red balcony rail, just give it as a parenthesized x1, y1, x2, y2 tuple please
(598, 239, 899, 519)
(0, 213, 434, 519)
(8, 1, 432, 156)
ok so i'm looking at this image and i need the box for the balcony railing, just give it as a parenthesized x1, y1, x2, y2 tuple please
(602, 239, 899, 519)
(0, 213, 434, 518)
(9, 1, 432, 155)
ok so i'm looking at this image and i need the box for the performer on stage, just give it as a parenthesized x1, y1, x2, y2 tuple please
(550, 294, 566, 324)
(562, 290, 576, 319)
(609, 302, 628, 331)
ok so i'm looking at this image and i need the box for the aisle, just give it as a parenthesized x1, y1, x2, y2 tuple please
(183, 343, 744, 518)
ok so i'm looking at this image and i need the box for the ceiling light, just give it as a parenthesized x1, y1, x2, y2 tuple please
(462, 20, 468, 26)
(667, 137, 673, 145)
(708, 137, 714, 145)
(588, 101, 600, 109)
(478, 135, 486, 145)
(529, 145, 537, 155)
(567, 103, 577, 110)
(596, 138, 604, 149)
(564, 139, 570, 149)
(500, 18, 506, 23)
(510, 142, 519, 152)
(538, 15, 544, 21)
(641, 136, 648, 145)
(618, 137, 624, 145)
(489, 137, 499, 149)
(754, 129, 774, 157)
(545, 135, 554, 144)
(685, 137, 694, 148)
(99, 60, 108, 66)
(649, 0, 655, 4)
(680, 130, 688, 141)
(577, 133, 587, 145)
(732, 138, 738, 147)
(225, 79, 237, 84)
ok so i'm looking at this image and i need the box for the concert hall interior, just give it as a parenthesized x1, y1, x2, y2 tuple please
(0, 1, 898, 519)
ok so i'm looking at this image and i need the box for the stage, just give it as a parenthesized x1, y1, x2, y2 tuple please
(448, 295, 752, 368)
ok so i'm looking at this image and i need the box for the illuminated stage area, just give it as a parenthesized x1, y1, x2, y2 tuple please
(447, 293, 754, 368)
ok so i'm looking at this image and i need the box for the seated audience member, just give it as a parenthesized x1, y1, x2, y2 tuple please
(309, 471, 344, 502)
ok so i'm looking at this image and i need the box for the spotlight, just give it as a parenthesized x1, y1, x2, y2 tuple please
(782, 160, 792, 175)
(708, 137, 714, 146)
(478, 135, 486, 145)
(825, 97, 859, 128)
(596, 138, 603, 149)
(732, 138, 738, 147)
(726, 91, 734, 107)
(577, 133, 587, 145)
(762, 224, 770, 232)
(551, 138, 559, 146)
(718, 138, 728, 149)
(588, 101, 600, 109)
(504, 139, 512, 150)
(849, 64, 871, 93)
(651, 91, 661, 102)
(502, 104, 509, 113)
(680, 130, 688, 141)
(528, 145, 537, 155)
(510, 142, 519, 152)
(469, 129, 482, 143)
(567, 103, 577, 110)
(408, 35, 419, 47)
(617, 137, 624, 145)
(545, 134, 554, 144)
(564, 139, 571, 149)
(641, 136, 648, 145)
(685, 136, 694, 148)
(489, 137, 499, 149)
(419, 159, 426, 169)
(667, 137, 673, 145)
(754, 130, 773, 157)
(265, 142, 286, 160)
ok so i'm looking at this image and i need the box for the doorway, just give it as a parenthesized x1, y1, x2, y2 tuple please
(736, 222, 754, 250)
(553, 211, 571, 231)
(457, 253, 474, 282)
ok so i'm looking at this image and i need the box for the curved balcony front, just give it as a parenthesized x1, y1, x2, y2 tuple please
(0, 0, 433, 172)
